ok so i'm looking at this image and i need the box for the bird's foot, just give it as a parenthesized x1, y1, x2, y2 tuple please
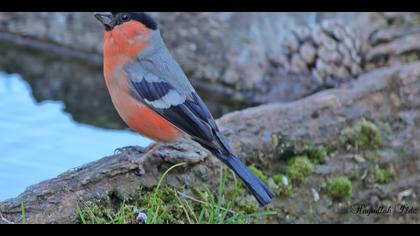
(114, 145, 146, 155)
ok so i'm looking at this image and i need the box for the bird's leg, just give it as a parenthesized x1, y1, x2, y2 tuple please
(140, 142, 162, 159)
(115, 143, 162, 177)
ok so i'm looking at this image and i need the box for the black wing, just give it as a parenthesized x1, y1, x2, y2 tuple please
(128, 75, 231, 154)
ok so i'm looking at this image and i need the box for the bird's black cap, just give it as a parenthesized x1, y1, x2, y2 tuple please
(94, 12, 158, 31)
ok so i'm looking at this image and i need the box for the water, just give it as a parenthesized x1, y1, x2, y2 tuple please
(0, 73, 152, 200)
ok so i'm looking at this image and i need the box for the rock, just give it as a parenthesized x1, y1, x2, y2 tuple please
(366, 33, 420, 68)
(0, 13, 103, 54)
(369, 26, 420, 47)
(278, 19, 367, 88)
(136, 212, 147, 223)
(397, 189, 413, 202)
(380, 12, 418, 25)
(299, 42, 317, 64)
(311, 188, 320, 202)
(353, 154, 366, 163)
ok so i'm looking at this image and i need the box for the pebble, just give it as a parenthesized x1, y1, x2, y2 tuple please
(136, 212, 148, 223)
(398, 189, 413, 202)
(311, 188, 320, 202)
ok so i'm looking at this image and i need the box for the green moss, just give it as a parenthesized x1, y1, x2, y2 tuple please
(77, 187, 189, 224)
(365, 150, 381, 161)
(373, 165, 395, 184)
(303, 145, 329, 164)
(248, 165, 270, 186)
(286, 156, 315, 185)
(77, 165, 277, 224)
(136, 187, 185, 224)
(273, 175, 293, 197)
(341, 118, 382, 151)
(272, 175, 282, 185)
(77, 199, 136, 224)
(327, 177, 352, 202)
(236, 200, 259, 215)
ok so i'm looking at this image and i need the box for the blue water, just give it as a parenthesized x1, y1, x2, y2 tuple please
(0, 73, 152, 200)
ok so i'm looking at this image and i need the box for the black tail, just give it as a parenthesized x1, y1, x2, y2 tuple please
(216, 152, 275, 206)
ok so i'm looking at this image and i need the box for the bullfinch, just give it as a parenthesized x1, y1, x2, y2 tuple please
(94, 12, 274, 206)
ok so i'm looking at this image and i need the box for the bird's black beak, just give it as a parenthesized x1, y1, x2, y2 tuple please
(94, 12, 114, 30)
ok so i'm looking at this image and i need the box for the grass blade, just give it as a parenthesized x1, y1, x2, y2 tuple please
(147, 162, 187, 224)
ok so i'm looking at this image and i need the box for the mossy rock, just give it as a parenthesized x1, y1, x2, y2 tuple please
(286, 156, 315, 185)
(341, 118, 382, 151)
(273, 175, 293, 197)
(77, 199, 137, 224)
(77, 187, 186, 224)
(327, 177, 352, 202)
(302, 145, 329, 164)
(77, 172, 276, 224)
(373, 165, 395, 184)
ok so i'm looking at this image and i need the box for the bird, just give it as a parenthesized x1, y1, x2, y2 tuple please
(94, 12, 274, 206)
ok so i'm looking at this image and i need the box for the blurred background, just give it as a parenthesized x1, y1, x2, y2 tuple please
(0, 12, 418, 203)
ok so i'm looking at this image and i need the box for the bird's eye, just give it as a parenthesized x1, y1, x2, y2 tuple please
(120, 13, 130, 22)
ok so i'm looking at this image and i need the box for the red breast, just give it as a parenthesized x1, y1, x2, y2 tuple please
(103, 20, 183, 142)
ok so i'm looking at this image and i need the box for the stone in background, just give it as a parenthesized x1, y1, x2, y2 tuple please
(0, 12, 417, 104)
